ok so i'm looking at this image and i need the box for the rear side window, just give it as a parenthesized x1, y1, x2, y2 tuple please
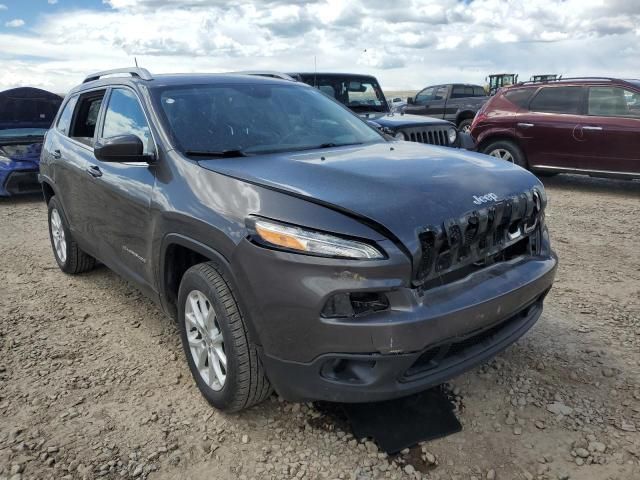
(529, 87, 583, 114)
(102, 88, 152, 154)
(503, 89, 534, 108)
(588, 86, 640, 118)
(69, 90, 106, 147)
(451, 86, 485, 98)
(56, 95, 78, 136)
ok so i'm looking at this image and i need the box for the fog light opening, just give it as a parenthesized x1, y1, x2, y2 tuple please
(321, 292, 390, 318)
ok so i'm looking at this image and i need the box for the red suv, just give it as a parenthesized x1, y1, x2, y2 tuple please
(470, 78, 640, 179)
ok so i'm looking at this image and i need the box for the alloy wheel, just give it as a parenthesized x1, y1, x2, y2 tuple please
(489, 148, 514, 163)
(50, 208, 67, 263)
(184, 290, 227, 391)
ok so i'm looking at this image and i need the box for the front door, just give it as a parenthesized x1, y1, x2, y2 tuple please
(580, 85, 640, 175)
(85, 86, 157, 293)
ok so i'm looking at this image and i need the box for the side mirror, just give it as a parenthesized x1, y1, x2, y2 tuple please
(94, 134, 154, 163)
(407, 97, 415, 105)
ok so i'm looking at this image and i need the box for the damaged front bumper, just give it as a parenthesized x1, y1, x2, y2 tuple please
(233, 228, 557, 403)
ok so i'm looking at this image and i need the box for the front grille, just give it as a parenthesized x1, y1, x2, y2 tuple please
(415, 189, 544, 288)
(4, 170, 40, 195)
(401, 127, 450, 146)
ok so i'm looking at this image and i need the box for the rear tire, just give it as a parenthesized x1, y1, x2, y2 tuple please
(178, 262, 272, 412)
(47, 196, 96, 274)
(482, 139, 527, 169)
(458, 119, 473, 134)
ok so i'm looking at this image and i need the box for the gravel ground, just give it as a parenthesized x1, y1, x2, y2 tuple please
(1, 174, 639, 480)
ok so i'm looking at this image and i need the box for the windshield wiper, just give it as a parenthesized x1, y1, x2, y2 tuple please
(184, 149, 248, 158)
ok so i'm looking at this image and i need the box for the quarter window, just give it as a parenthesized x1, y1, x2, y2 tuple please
(588, 86, 640, 118)
(102, 88, 152, 154)
(56, 95, 78, 136)
(529, 87, 583, 114)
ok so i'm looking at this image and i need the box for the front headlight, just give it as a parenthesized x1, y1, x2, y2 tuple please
(0, 155, 12, 166)
(393, 131, 406, 141)
(447, 127, 457, 144)
(252, 218, 385, 260)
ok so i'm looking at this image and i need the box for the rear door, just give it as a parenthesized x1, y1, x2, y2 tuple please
(516, 86, 586, 169)
(54, 90, 107, 253)
(581, 85, 640, 175)
(86, 86, 158, 293)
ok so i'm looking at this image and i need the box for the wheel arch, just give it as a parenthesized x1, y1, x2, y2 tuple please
(478, 134, 529, 168)
(159, 234, 260, 342)
(455, 110, 476, 125)
(41, 178, 56, 205)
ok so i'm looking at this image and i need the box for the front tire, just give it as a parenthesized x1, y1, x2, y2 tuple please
(178, 262, 272, 412)
(458, 119, 473, 134)
(47, 196, 96, 274)
(482, 139, 527, 169)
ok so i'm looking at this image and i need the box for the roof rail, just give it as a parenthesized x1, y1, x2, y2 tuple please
(516, 76, 623, 86)
(230, 71, 297, 81)
(83, 67, 153, 83)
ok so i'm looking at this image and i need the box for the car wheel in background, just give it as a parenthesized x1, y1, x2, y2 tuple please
(458, 119, 473, 134)
(178, 262, 272, 412)
(482, 140, 527, 169)
(47, 196, 96, 274)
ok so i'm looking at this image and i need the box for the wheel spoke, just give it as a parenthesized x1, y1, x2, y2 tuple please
(213, 345, 227, 367)
(211, 348, 226, 386)
(195, 344, 208, 369)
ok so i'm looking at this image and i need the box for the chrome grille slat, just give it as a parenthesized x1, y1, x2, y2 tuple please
(398, 127, 450, 146)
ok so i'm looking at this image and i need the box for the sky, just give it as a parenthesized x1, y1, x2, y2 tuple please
(0, 0, 638, 93)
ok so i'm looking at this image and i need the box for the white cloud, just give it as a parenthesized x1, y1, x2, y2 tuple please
(5, 19, 25, 28)
(0, 4, 7, 11)
(48, 0, 58, 4)
(0, 0, 638, 92)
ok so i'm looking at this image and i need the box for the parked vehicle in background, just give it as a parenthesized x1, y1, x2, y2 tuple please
(40, 68, 556, 411)
(486, 74, 519, 95)
(388, 96, 407, 113)
(404, 83, 488, 133)
(0, 87, 62, 196)
(471, 77, 640, 179)
(291, 73, 472, 149)
(531, 74, 561, 83)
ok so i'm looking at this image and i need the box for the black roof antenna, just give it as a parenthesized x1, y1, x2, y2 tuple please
(135, 57, 139, 68)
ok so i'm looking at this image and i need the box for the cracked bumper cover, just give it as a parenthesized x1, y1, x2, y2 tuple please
(233, 231, 557, 403)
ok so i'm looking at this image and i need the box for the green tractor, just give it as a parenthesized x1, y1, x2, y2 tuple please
(485, 73, 518, 95)
(531, 74, 561, 83)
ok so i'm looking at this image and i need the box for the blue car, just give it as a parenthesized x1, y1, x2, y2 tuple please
(0, 87, 62, 196)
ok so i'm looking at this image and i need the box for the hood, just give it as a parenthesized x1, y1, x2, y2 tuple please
(198, 141, 544, 255)
(361, 112, 453, 129)
(0, 87, 62, 130)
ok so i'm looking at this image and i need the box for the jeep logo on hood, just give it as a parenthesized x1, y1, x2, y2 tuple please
(472, 193, 499, 205)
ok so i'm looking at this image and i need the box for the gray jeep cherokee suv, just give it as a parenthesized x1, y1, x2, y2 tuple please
(40, 68, 557, 411)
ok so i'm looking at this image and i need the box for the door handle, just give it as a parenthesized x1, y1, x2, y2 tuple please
(52, 149, 61, 159)
(86, 165, 103, 178)
(583, 126, 602, 131)
(517, 123, 535, 128)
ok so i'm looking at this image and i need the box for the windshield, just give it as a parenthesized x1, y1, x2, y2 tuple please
(0, 127, 48, 139)
(153, 83, 384, 155)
